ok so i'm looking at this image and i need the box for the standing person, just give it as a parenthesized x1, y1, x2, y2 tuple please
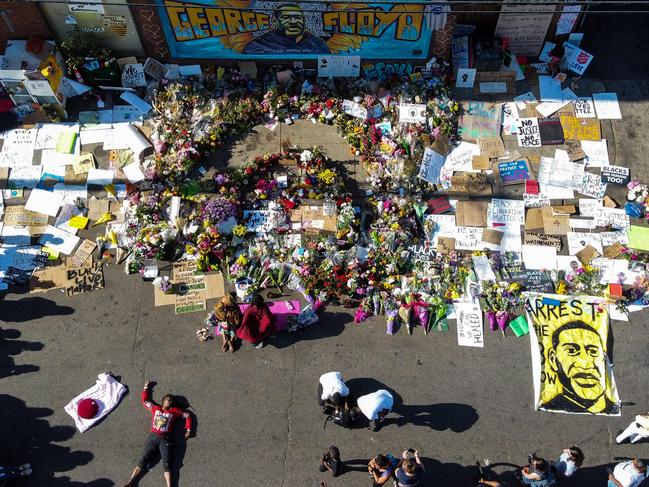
(608, 458, 648, 487)
(213, 292, 242, 352)
(123, 381, 192, 487)
(616, 413, 649, 444)
(395, 449, 425, 486)
(521, 456, 556, 486)
(319, 445, 342, 477)
(552, 446, 584, 478)
(367, 453, 398, 486)
(236, 293, 276, 349)
(0, 464, 31, 480)
(357, 389, 394, 431)
(318, 371, 351, 414)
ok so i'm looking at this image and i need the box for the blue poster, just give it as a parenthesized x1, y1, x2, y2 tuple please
(158, 0, 434, 60)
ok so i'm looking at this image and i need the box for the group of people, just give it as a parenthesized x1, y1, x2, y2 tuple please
(318, 446, 425, 487)
(211, 292, 276, 351)
(318, 371, 394, 431)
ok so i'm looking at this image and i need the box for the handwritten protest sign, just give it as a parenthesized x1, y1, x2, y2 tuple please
(66, 264, 105, 295)
(455, 302, 484, 348)
(418, 148, 446, 184)
(560, 115, 601, 141)
(121, 64, 146, 87)
(496, 159, 532, 185)
(592, 92, 622, 120)
(579, 173, 607, 199)
(487, 199, 525, 225)
(524, 232, 563, 250)
(517, 118, 541, 147)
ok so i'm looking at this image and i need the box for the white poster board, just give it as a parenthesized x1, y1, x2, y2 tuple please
(317, 56, 360, 78)
(455, 301, 484, 348)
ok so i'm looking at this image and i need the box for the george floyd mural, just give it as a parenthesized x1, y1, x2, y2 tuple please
(159, 0, 435, 59)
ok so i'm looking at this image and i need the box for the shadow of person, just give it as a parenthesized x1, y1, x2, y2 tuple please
(0, 394, 94, 484)
(391, 402, 479, 432)
(268, 309, 347, 349)
(0, 297, 74, 322)
(417, 456, 483, 486)
(169, 395, 197, 487)
(0, 328, 43, 379)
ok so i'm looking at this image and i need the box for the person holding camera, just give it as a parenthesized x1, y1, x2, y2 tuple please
(521, 455, 556, 487)
(394, 449, 425, 486)
(319, 445, 341, 477)
(367, 453, 398, 486)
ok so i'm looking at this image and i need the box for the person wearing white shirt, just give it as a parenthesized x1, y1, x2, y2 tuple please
(616, 414, 649, 444)
(608, 458, 648, 487)
(356, 389, 394, 431)
(318, 372, 350, 414)
(552, 445, 584, 478)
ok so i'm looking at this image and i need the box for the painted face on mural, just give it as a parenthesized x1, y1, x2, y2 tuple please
(276, 5, 305, 37)
(549, 322, 606, 405)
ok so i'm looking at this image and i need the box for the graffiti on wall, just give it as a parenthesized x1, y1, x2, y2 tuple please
(159, 0, 434, 59)
(362, 62, 414, 80)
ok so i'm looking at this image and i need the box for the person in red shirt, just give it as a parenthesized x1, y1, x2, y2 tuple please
(236, 293, 276, 349)
(123, 380, 192, 487)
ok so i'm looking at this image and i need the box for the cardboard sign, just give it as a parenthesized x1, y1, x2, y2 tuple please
(494, 3, 555, 56)
(482, 228, 504, 245)
(542, 210, 570, 235)
(576, 244, 601, 264)
(71, 239, 96, 268)
(456, 200, 489, 227)
(472, 155, 491, 170)
(495, 159, 532, 185)
(398, 104, 427, 124)
(601, 166, 630, 185)
(458, 115, 500, 141)
(565, 141, 586, 161)
(524, 232, 563, 250)
(66, 264, 104, 295)
(449, 172, 491, 194)
(603, 242, 625, 259)
(538, 118, 564, 145)
(437, 236, 455, 254)
(517, 118, 541, 148)
(560, 115, 601, 141)
(478, 137, 506, 158)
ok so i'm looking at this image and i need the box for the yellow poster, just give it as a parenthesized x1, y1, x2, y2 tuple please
(525, 293, 620, 415)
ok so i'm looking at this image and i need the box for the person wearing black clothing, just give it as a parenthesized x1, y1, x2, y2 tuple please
(319, 446, 341, 477)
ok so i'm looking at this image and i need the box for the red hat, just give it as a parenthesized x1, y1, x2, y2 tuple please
(77, 398, 99, 419)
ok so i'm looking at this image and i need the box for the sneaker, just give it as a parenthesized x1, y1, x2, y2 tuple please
(254, 341, 265, 350)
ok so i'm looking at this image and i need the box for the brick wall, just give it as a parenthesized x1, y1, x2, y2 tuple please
(0, 1, 52, 49)
(432, 13, 457, 62)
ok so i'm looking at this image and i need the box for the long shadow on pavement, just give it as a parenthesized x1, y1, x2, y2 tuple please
(0, 296, 74, 323)
(0, 394, 110, 486)
(0, 328, 43, 379)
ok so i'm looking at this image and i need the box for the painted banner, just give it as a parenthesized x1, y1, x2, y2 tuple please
(525, 293, 620, 415)
(159, 0, 434, 59)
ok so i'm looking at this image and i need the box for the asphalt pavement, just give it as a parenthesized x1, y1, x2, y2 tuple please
(3, 45, 649, 487)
